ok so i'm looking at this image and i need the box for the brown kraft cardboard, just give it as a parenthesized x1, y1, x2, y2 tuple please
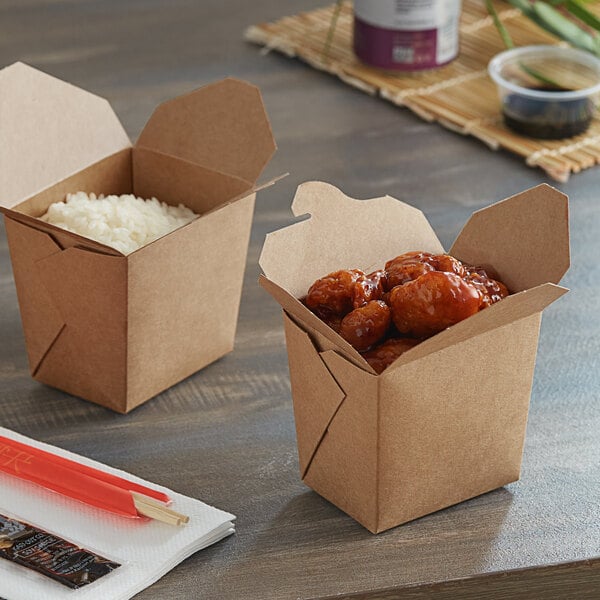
(259, 181, 569, 533)
(0, 62, 276, 413)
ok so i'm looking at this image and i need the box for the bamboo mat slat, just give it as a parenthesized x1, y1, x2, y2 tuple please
(245, 0, 600, 182)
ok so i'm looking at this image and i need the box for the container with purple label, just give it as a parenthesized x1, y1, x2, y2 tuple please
(353, 0, 462, 71)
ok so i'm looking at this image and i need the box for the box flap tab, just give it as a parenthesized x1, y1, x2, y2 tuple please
(282, 314, 347, 477)
(0, 62, 131, 209)
(34, 247, 128, 412)
(136, 78, 275, 185)
(450, 184, 570, 292)
(3, 217, 66, 373)
(259, 182, 444, 298)
(305, 349, 379, 533)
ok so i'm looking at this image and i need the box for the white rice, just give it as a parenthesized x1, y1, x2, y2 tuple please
(40, 192, 197, 255)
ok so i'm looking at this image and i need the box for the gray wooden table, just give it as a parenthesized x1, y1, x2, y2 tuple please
(0, 1, 599, 598)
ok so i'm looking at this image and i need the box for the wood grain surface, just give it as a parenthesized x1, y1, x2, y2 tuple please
(0, 1, 599, 599)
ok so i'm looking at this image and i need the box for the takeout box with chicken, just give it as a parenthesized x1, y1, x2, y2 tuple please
(0, 62, 275, 413)
(259, 181, 569, 533)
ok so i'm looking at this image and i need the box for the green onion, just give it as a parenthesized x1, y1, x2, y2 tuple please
(565, 0, 600, 33)
(485, 0, 515, 48)
(533, 1, 598, 54)
(487, 0, 568, 89)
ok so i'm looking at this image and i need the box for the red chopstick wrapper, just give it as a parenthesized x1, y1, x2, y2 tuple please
(0, 436, 171, 519)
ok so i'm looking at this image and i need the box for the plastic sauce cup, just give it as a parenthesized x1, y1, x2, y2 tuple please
(488, 45, 600, 139)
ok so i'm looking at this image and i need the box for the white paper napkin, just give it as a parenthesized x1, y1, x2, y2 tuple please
(0, 427, 235, 600)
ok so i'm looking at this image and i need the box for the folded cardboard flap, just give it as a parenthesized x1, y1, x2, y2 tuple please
(4, 146, 264, 259)
(261, 183, 570, 378)
(4, 216, 128, 411)
(4, 212, 124, 257)
(0, 63, 130, 210)
(34, 246, 128, 412)
(450, 183, 570, 292)
(136, 78, 276, 185)
(282, 314, 347, 476)
(259, 181, 444, 298)
(132, 148, 252, 215)
(306, 347, 379, 532)
(284, 309, 379, 530)
(260, 275, 375, 372)
(3, 218, 65, 373)
(264, 275, 567, 380)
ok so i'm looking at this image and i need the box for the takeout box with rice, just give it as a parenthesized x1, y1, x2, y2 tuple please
(0, 62, 276, 413)
(259, 181, 569, 533)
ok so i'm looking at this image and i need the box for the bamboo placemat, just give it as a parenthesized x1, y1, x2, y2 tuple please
(245, 0, 600, 182)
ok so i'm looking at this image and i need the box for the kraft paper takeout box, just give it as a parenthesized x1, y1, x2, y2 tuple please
(259, 181, 570, 533)
(0, 62, 276, 413)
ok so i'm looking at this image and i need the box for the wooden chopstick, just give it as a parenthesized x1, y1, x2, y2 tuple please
(131, 492, 190, 527)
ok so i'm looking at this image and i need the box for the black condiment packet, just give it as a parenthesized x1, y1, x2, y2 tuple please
(0, 514, 120, 589)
